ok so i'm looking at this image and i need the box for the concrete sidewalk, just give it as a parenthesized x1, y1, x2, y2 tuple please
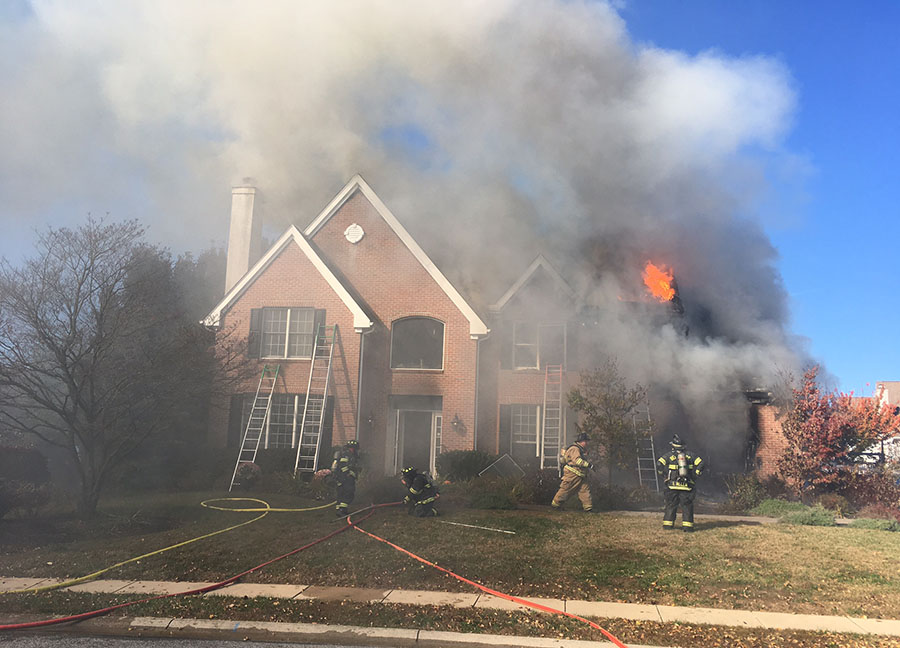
(3, 576, 899, 637)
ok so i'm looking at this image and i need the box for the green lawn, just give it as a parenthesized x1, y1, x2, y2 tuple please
(1, 489, 899, 619)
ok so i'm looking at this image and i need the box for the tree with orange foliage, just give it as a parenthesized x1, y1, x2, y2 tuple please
(777, 366, 900, 496)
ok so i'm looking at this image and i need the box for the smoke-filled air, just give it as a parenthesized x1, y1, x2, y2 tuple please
(1, 0, 809, 463)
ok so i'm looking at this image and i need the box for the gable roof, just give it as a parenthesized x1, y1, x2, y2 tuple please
(491, 254, 577, 312)
(202, 225, 374, 332)
(304, 175, 489, 338)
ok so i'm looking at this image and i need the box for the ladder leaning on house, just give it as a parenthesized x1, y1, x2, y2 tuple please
(540, 364, 564, 470)
(633, 400, 660, 492)
(229, 364, 280, 492)
(293, 324, 337, 476)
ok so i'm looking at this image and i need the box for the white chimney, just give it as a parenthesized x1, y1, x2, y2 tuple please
(225, 185, 261, 293)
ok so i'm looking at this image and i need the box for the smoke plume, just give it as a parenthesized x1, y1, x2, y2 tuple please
(1, 1, 808, 463)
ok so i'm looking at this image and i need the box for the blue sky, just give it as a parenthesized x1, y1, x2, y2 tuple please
(622, 1, 900, 395)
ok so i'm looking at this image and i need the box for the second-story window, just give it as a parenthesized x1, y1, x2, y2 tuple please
(391, 317, 444, 370)
(252, 307, 317, 359)
(513, 322, 538, 368)
(512, 322, 564, 369)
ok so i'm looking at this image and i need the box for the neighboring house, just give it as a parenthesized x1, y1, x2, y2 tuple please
(751, 381, 900, 481)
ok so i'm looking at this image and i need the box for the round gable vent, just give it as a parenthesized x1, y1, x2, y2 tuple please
(344, 223, 365, 244)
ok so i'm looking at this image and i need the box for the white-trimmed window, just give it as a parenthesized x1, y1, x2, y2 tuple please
(390, 317, 445, 370)
(260, 307, 316, 359)
(267, 394, 298, 449)
(513, 322, 538, 368)
(512, 322, 565, 369)
(238, 393, 306, 450)
(511, 404, 539, 456)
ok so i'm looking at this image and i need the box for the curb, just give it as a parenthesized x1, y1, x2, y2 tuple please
(129, 615, 666, 648)
(0, 613, 665, 648)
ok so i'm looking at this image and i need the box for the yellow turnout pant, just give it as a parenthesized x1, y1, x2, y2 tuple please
(551, 470, 592, 511)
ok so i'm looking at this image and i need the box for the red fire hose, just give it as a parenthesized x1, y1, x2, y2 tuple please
(2, 501, 629, 647)
(0, 504, 381, 631)
(347, 511, 630, 648)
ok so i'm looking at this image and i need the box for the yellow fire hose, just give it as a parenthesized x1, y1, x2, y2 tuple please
(3, 497, 335, 595)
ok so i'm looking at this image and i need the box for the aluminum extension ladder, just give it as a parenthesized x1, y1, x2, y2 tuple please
(634, 401, 659, 492)
(229, 364, 280, 492)
(293, 324, 337, 475)
(540, 364, 564, 470)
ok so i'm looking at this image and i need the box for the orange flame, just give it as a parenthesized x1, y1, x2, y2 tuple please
(642, 261, 675, 302)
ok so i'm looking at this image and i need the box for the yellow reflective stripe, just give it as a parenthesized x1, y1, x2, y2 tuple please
(669, 483, 692, 491)
(417, 497, 436, 504)
(662, 520, 674, 526)
(564, 465, 585, 477)
(682, 521, 694, 527)
(668, 464, 677, 469)
(693, 457, 702, 465)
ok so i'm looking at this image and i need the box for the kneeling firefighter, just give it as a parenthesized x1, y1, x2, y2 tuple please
(400, 466, 440, 517)
(656, 434, 704, 531)
(331, 439, 360, 516)
(551, 432, 594, 512)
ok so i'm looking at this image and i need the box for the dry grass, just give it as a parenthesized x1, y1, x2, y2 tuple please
(1, 489, 899, 618)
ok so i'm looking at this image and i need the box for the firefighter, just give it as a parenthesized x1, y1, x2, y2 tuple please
(551, 432, 594, 512)
(656, 434, 704, 532)
(400, 466, 440, 517)
(331, 439, 360, 516)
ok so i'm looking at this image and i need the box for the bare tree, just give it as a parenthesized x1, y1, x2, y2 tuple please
(568, 358, 649, 486)
(0, 218, 242, 516)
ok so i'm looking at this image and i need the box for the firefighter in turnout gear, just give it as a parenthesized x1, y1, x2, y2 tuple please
(331, 440, 360, 516)
(656, 434, 704, 531)
(551, 432, 594, 512)
(400, 466, 440, 517)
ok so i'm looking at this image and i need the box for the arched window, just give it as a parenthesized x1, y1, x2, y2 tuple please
(390, 317, 444, 370)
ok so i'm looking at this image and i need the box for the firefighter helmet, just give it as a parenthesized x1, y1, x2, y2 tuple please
(576, 432, 590, 443)
(670, 434, 685, 449)
(400, 466, 417, 480)
(346, 439, 359, 449)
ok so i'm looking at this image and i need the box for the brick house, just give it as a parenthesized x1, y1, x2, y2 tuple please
(203, 175, 609, 478)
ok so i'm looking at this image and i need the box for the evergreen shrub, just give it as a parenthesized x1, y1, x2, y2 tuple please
(750, 498, 807, 517)
(814, 492, 854, 518)
(512, 468, 560, 505)
(465, 476, 517, 509)
(781, 505, 836, 526)
(848, 518, 900, 532)
(435, 450, 496, 482)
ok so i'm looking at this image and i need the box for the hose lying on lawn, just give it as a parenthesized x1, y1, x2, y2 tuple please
(3, 499, 630, 647)
(0, 500, 387, 631)
(2, 497, 334, 595)
(347, 510, 630, 648)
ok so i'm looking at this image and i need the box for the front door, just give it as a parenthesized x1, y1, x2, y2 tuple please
(399, 410, 433, 474)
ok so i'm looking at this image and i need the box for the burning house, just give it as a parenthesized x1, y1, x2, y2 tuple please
(204, 175, 792, 485)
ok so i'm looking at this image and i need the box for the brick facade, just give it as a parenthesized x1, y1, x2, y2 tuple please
(752, 404, 787, 479)
(209, 181, 481, 476)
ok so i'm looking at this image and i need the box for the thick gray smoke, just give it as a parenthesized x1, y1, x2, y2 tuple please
(1, 1, 808, 464)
